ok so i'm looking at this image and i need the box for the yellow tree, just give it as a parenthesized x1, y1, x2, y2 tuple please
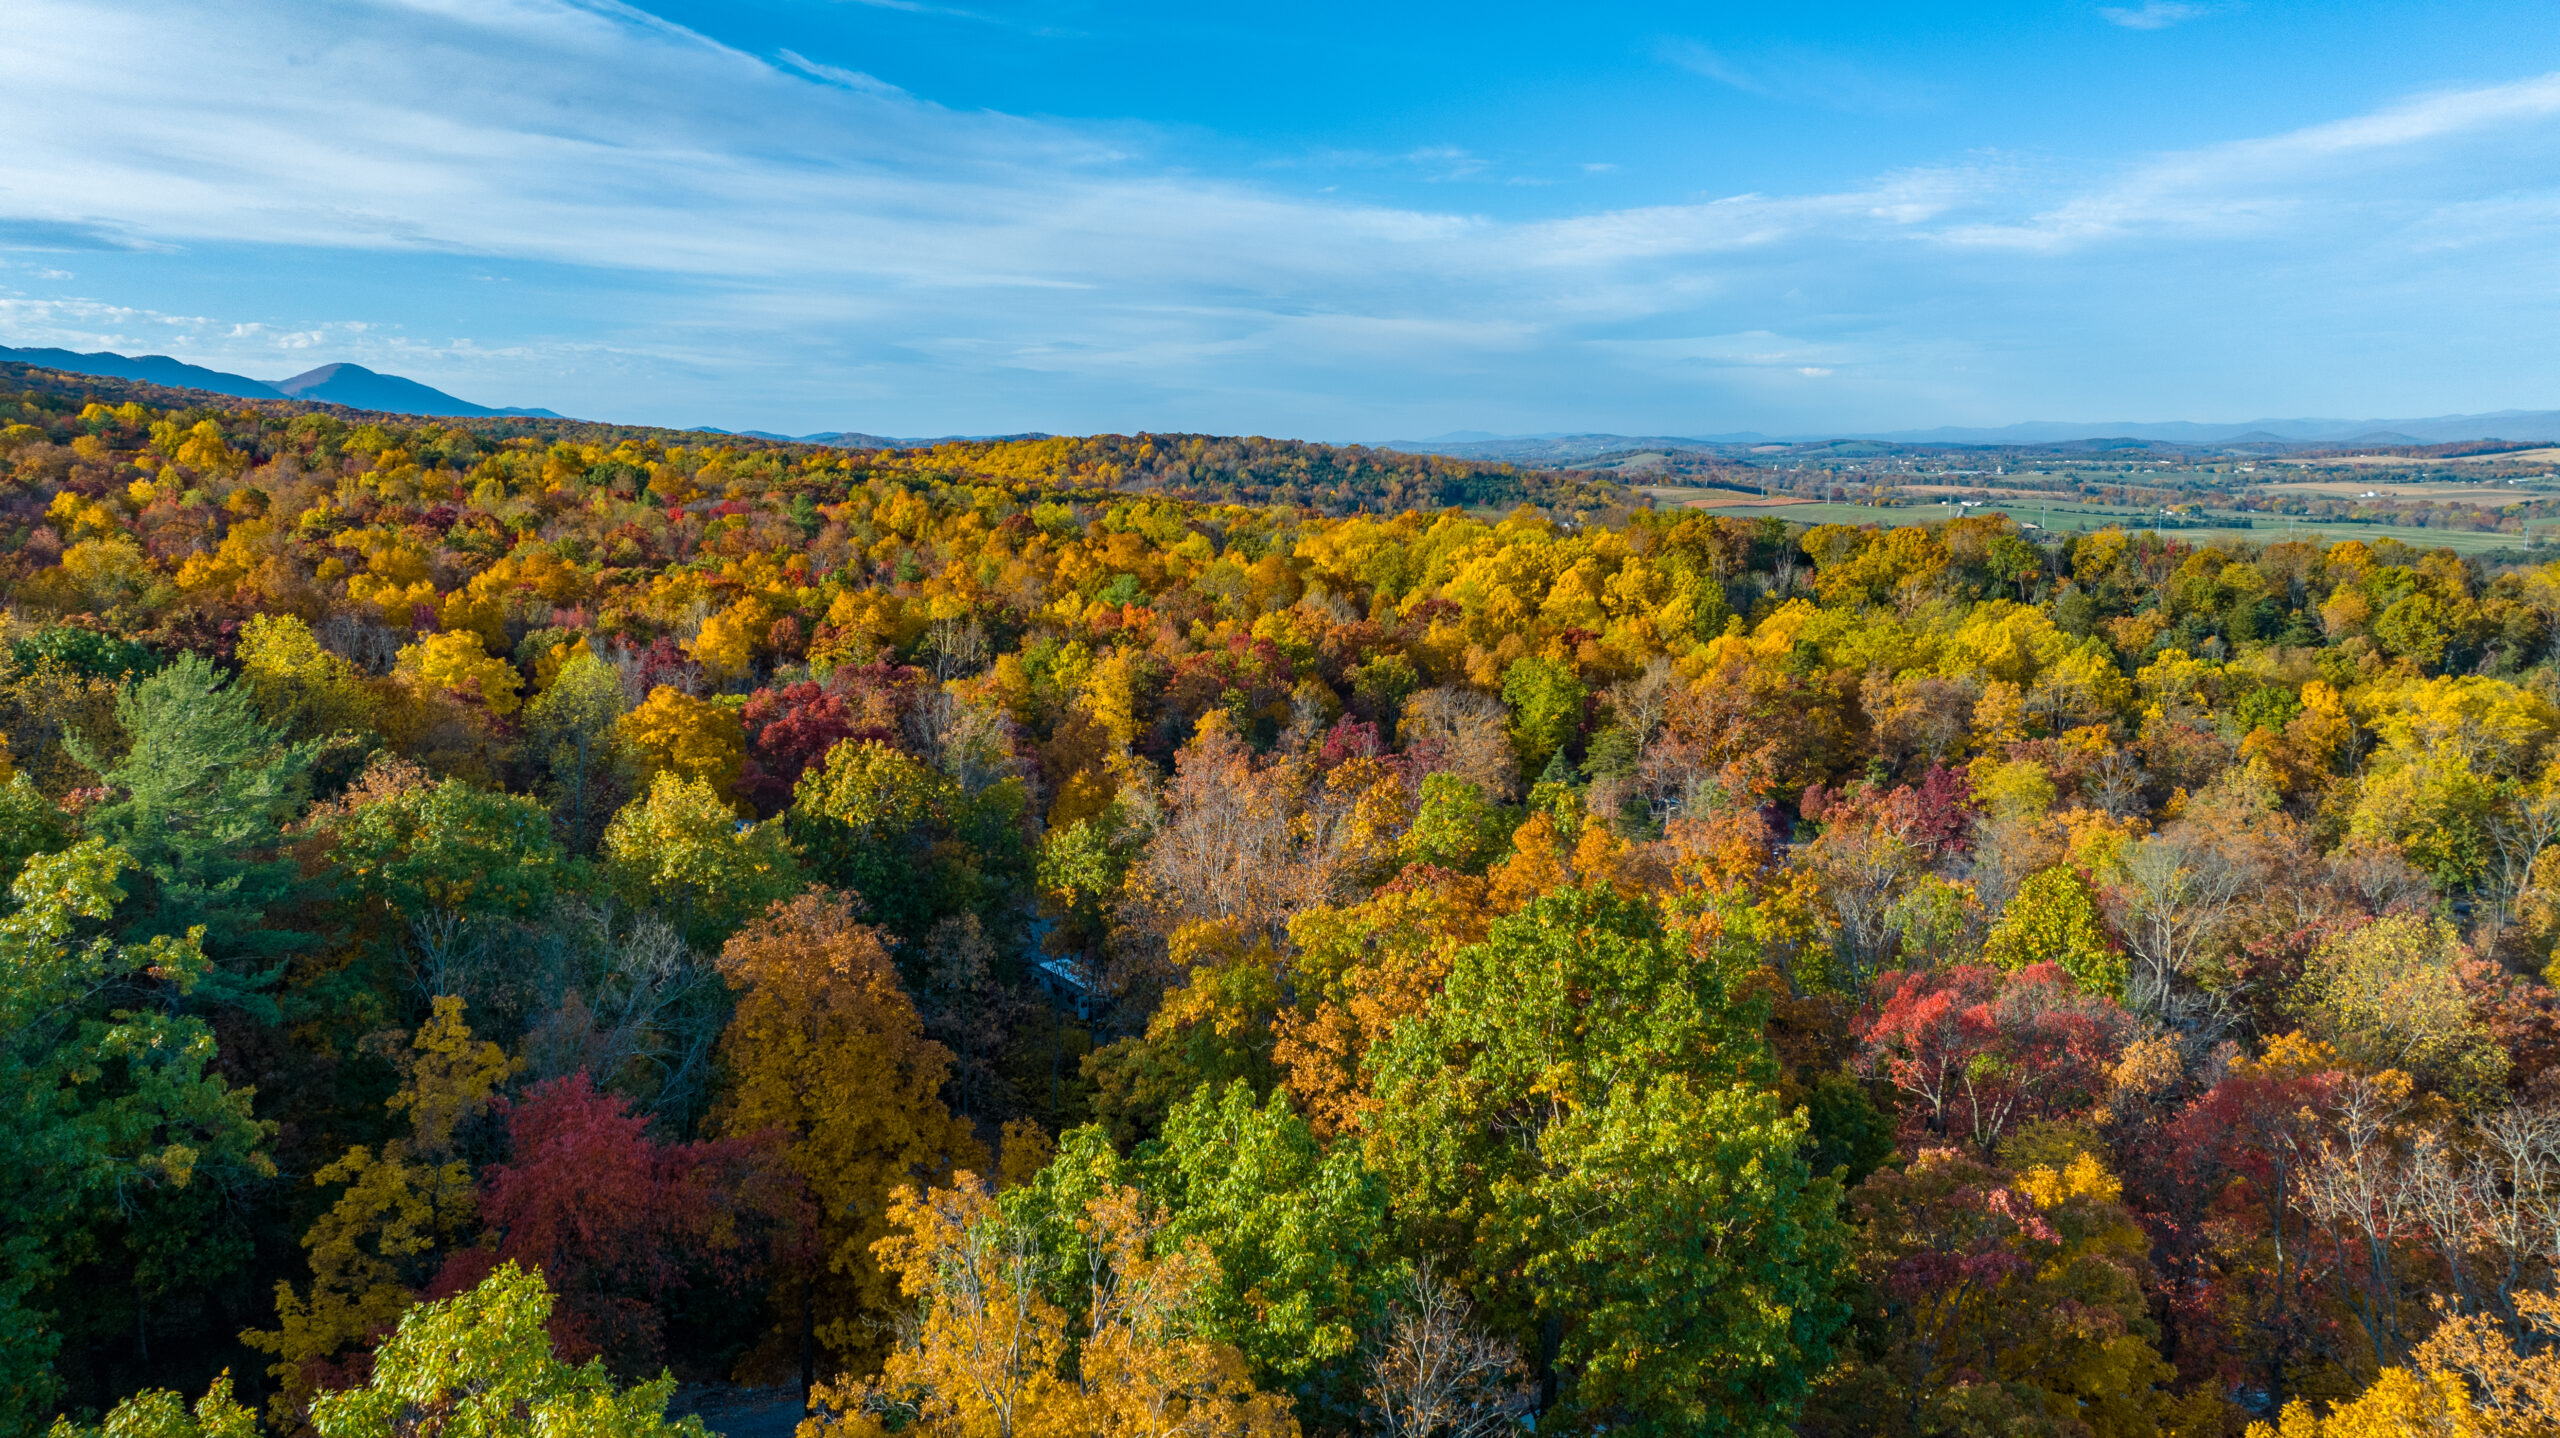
(2244, 1368, 2475, 1438)
(394, 631, 523, 716)
(692, 597, 775, 685)
(1068, 1186, 1296, 1438)
(822, 1177, 1068, 1438)
(814, 1176, 1296, 1438)
(618, 685, 746, 797)
(714, 894, 985, 1377)
(237, 614, 380, 738)
(1273, 876, 1489, 1142)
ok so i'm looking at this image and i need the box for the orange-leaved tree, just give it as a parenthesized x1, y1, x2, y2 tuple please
(713, 892, 985, 1381)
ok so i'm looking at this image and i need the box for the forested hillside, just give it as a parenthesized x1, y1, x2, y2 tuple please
(12, 367, 2560, 1438)
(0, 363, 1621, 519)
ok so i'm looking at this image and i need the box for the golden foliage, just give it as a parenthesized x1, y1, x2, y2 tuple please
(617, 685, 746, 796)
(810, 1176, 1296, 1438)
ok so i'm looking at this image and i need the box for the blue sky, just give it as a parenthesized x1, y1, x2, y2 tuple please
(2, 1, 2559, 438)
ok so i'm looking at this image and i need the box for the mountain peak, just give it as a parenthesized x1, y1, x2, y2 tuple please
(263, 361, 558, 417)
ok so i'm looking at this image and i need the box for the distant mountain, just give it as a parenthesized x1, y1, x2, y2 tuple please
(0, 346, 562, 419)
(1374, 432, 1776, 464)
(1860, 413, 2560, 445)
(1378, 410, 2560, 463)
(693, 428, 1055, 448)
(268, 362, 561, 418)
(0, 346, 284, 401)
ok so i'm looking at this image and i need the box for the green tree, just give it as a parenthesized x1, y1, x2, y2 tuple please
(45, 1371, 258, 1438)
(601, 772, 802, 947)
(2373, 592, 2451, 672)
(72, 652, 317, 1011)
(1366, 885, 1848, 1435)
(1982, 866, 2124, 998)
(1500, 657, 1586, 780)
(525, 651, 631, 853)
(304, 1264, 711, 1438)
(790, 740, 1025, 941)
(1141, 1081, 1399, 1383)
(1398, 773, 1507, 873)
(1, 842, 271, 1433)
(0, 775, 71, 892)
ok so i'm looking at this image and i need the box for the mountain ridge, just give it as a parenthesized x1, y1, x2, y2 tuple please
(0, 345, 561, 419)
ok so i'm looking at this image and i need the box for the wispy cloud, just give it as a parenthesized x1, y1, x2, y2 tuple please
(1659, 39, 1941, 114)
(1943, 70, 2560, 249)
(775, 49, 908, 96)
(2100, 2, 2212, 31)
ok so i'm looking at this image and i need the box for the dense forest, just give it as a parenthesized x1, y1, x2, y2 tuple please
(9, 364, 2560, 1438)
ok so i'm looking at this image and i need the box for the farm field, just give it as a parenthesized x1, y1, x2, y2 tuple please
(2282, 446, 2560, 467)
(1638, 485, 1816, 508)
(1642, 490, 2551, 555)
(2251, 479, 2551, 502)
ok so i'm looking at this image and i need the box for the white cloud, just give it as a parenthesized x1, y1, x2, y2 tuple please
(1, 0, 2558, 432)
(1660, 39, 1941, 113)
(1942, 71, 2560, 250)
(2100, 3, 2210, 31)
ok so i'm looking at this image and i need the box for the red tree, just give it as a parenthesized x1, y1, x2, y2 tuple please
(740, 680, 856, 813)
(1856, 962, 2136, 1154)
(2124, 1058, 2348, 1411)
(434, 1074, 797, 1371)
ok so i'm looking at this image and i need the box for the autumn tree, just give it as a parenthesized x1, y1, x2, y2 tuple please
(1803, 1148, 2187, 1438)
(711, 893, 985, 1377)
(238, 612, 380, 740)
(396, 630, 523, 716)
(441, 1073, 789, 1374)
(618, 685, 746, 797)
(1359, 1266, 1536, 1438)
(1119, 721, 1408, 1007)
(2290, 915, 2509, 1104)
(243, 996, 515, 1428)
(1273, 872, 1490, 1142)
(1856, 962, 2138, 1155)
(739, 680, 854, 815)
(814, 1172, 1297, 1438)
